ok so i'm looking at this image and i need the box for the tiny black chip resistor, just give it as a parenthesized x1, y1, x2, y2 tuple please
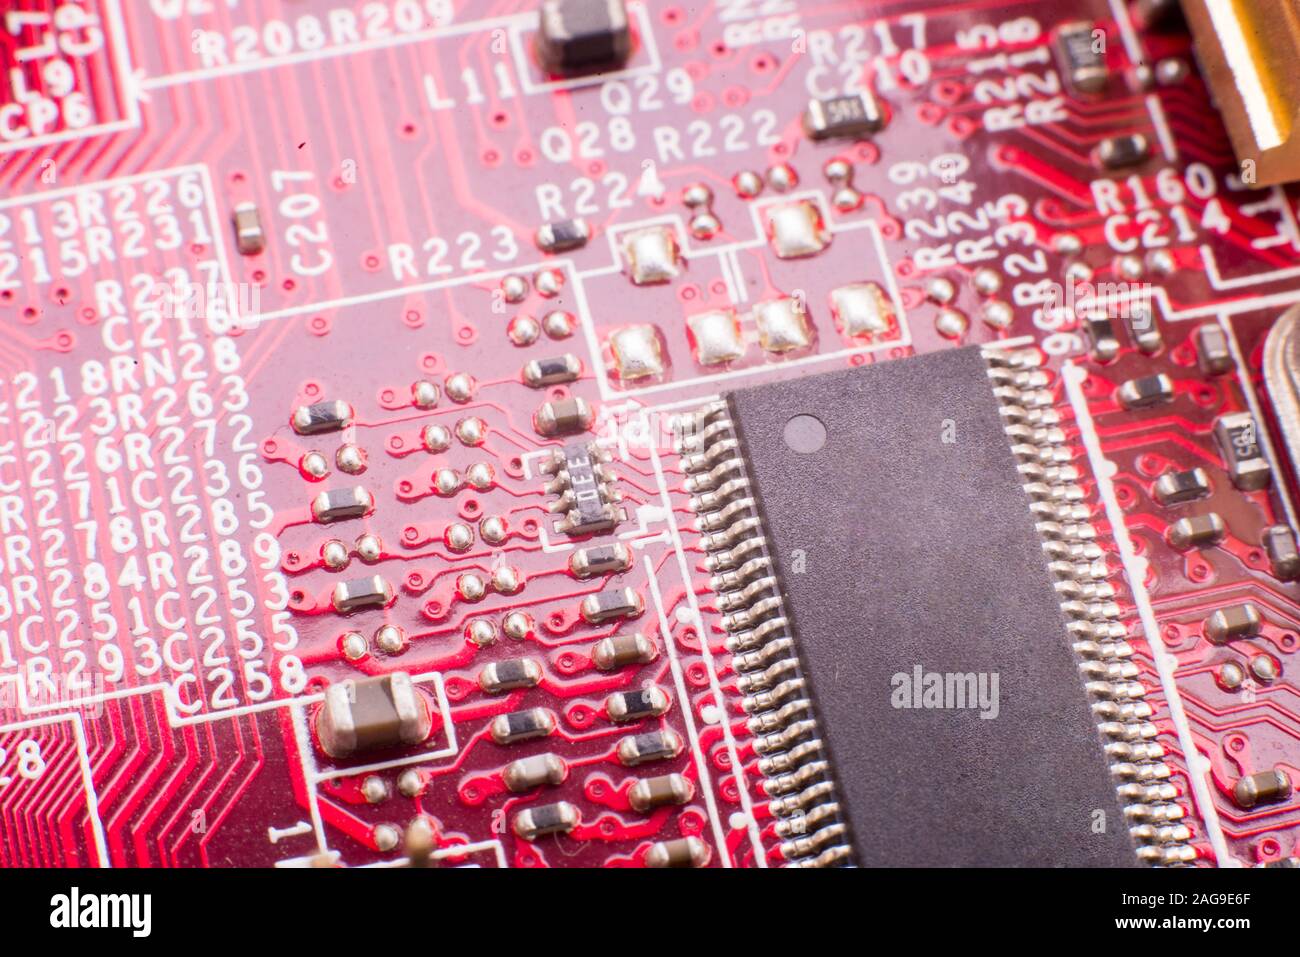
(1096, 133, 1151, 170)
(311, 486, 374, 523)
(581, 586, 643, 623)
(534, 218, 591, 253)
(331, 574, 394, 613)
(569, 542, 632, 578)
(1116, 373, 1173, 409)
(512, 801, 579, 839)
(478, 657, 544, 694)
(605, 685, 669, 722)
(292, 399, 354, 435)
(536, 0, 631, 76)
(802, 91, 884, 140)
(617, 728, 684, 765)
(490, 708, 557, 745)
(1214, 412, 1272, 490)
(523, 353, 582, 388)
(1153, 468, 1210, 506)
(1054, 22, 1108, 94)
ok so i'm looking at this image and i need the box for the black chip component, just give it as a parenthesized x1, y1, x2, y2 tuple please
(1214, 412, 1272, 490)
(569, 542, 631, 578)
(1195, 322, 1234, 375)
(292, 398, 354, 435)
(535, 218, 591, 253)
(523, 353, 582, 388)
(581, 586, 643, 624)
(710, 346, 1135, 866)
(490, 707, 557, 745)
(536, 0, 631, 76)
(605, 686, 669, 722)
(1262, 524, 1300, 580)
(617, 729, 682, 766)
(1097, 133, 1152, 169)
(332, 574, 394, 613)
(802, 92, 883, 141)
(1054, 22, 1108, 94)
(1153, 467, 1210, 505)
(311, 485, 374, 523)
(479, 657, 543, 694)
(1132, 0, 1184, 29)
(1116, 373, 1174, 409)
(1084, 316, 1119, 362)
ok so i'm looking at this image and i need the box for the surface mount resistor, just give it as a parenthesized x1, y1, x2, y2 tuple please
(512, 801, 579, 840)
(331, 575, 394, 613)
(802, 92, 884, 140)
(617, 729, 684, 766)
(490, 708, 557, 745)
(569, 542, 632, 578)
(478, 658, 544, 694)
(232, 202, 265, 255)
(534, 217, 590, 253)
(311, 486, 374, 523)
(293, 399, 354, 435)
(1054, 22, 1108, 94)
(605, 685, 669, 722)
(1214, 412, 1272, 490)
(581, 587, 643, 623)
(523, 353, 582, 388)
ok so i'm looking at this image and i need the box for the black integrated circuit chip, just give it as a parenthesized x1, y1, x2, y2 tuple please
(723, 347, 1134, 866)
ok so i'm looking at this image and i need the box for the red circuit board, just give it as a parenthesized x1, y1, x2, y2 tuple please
(0, 0, 1298, 869)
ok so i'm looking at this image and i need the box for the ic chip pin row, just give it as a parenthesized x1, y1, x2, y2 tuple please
(983, 349, 1195, 866)
(678, 401, 851, 868)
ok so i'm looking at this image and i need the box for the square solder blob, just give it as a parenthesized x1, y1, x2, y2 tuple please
(724, 346, 1135, 866)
